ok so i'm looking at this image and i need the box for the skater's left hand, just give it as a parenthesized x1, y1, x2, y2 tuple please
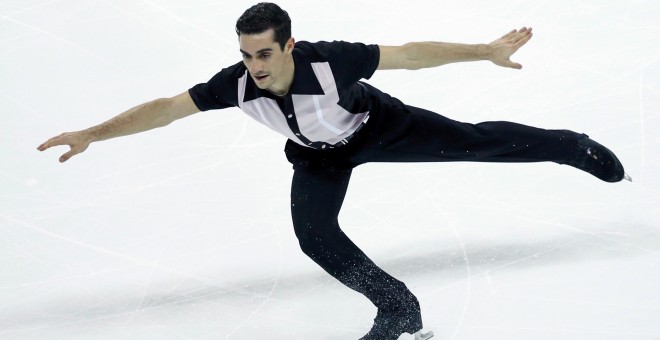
(487, 27, 533, 69)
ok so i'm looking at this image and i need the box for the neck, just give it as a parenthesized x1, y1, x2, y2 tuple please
(268, 56, 294, 96)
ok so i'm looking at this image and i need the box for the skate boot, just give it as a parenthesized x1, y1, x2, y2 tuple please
(567, 135, 629, 182)
(359, 296, 433, 340)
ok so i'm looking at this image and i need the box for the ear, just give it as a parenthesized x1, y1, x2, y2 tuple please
(285, 37, 295, 53)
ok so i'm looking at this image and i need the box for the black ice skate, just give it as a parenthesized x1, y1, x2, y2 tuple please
(567, 135, 631, 183)
(359, 299, 433, 340)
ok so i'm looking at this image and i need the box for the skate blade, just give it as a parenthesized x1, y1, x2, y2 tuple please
(414, 330, 434, 340)
(624, 173, 632, 182)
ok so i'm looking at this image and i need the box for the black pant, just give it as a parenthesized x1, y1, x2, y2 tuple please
(285, 102, 585, 310)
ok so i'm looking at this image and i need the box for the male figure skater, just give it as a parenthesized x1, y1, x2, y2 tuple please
(38, 3, 628, 339)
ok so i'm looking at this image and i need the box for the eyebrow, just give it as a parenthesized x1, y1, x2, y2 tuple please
(240, 48, 274, 56)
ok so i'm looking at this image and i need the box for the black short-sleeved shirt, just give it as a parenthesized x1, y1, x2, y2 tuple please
(189, 40, 395, 149)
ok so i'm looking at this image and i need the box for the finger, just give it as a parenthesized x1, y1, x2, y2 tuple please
(512, 29, 528, 40)
(501, 29, 517, 39)
(498, 57, 522, 69)
(59, 148, 79, 163)
(37, 133, 67, 151)
(511, 27, 528, 35)
(512, 27, 532, 39)
(38, 139, 55, 151)
(515, 32, 533, 47)
(504, 29, 528, 45)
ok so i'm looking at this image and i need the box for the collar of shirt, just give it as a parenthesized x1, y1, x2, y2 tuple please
(244, 47, 325, 102)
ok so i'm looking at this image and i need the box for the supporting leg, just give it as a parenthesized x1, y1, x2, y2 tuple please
(290, 165, 417, 311)
(289, 165, 424, 338)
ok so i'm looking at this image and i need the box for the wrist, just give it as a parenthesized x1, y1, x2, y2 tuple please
(477, 44, 493, 61)
(81, 127, 102, 143)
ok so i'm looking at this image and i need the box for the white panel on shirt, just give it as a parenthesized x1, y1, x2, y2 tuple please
(237, 72, 306, 146)
(237, 62, 369, 148)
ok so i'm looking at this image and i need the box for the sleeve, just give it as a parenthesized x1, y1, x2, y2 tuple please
(318, 41, 380, 85)
(188, 63, 242, 112)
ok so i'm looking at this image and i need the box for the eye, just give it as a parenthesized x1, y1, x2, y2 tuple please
(242, 53, 251, 59)
(261, 54, 271, 60)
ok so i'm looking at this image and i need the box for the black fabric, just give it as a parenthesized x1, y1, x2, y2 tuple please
(286, 101, 585, 168)
(289, 164, 414, 312)
(188, 38, 593, 315)
(287, 104, 586, 309)
(188, 40, 381, 113)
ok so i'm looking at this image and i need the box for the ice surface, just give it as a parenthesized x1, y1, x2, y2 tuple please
(2, 0, 659, 339)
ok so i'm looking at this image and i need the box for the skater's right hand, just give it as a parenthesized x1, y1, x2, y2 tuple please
(37, 130, 93, 163)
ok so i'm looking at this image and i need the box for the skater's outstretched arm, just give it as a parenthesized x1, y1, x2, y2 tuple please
(37, 91, 200, 163)
(377, 27, 533, 70)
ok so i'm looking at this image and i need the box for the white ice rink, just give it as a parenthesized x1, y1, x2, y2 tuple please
(2, 0, 660, 339)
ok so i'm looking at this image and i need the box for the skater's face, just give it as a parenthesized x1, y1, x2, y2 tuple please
(239, 29, 294, 94)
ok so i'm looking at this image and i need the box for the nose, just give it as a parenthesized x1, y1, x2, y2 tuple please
(248, 59, 264, 75)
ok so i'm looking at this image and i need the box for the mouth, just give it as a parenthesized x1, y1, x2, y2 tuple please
(254, 74, 269, 82)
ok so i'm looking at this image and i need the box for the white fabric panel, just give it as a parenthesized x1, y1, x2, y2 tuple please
(237, 71, 305, 146)
(292, 62, 369, 145)
(237, 64, 368, 147)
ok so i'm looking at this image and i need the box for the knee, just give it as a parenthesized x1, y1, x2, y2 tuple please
(291, 214, 340, 258)
(292, 219, 327, 257)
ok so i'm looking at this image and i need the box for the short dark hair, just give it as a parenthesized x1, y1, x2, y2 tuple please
(235, 2, 291, 50)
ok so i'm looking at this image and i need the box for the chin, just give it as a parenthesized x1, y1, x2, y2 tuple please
(253, 79, 270, 89)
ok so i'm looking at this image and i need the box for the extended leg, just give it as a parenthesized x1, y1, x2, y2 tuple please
(353, 104, 625, 182)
